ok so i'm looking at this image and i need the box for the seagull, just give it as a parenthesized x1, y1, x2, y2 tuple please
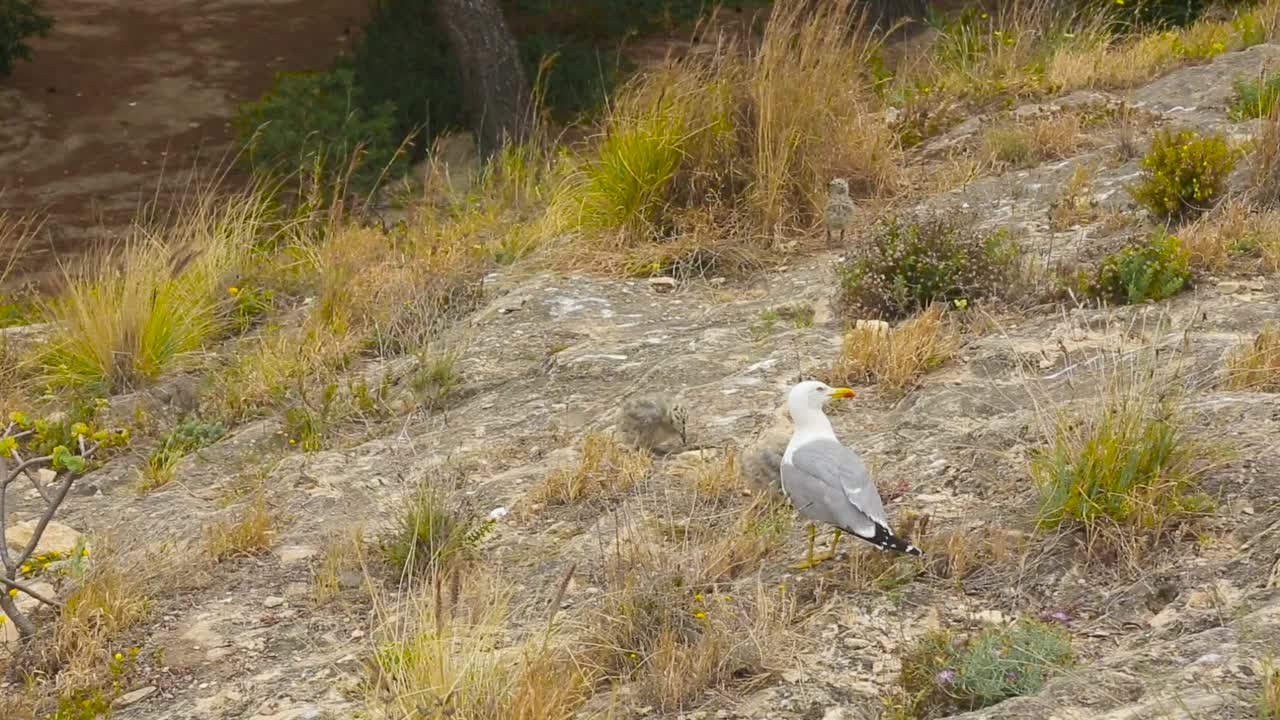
(780, 380, 922, 568)
(824, 177, 855, 246)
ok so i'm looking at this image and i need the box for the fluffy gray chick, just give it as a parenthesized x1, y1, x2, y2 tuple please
(740, 401, 791, 501)
(824, 177, 855, 246)
(616, 395, 688, 455)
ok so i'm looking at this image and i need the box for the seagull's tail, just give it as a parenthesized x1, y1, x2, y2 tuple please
(866, 524, 923, 556)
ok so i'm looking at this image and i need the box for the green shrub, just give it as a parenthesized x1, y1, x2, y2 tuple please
(518, 33, 629, 122)
(834, 215, 1020, 320)
(143, 415, 226, 490)
(894, 619, 1073, 718)
(234, 68, 406, 194)
(347, 0, 463, 161)
(1032, 376, 1211, 533)
(1229, 71, 1280, 121)
(1081, 230, 1189, 305)
(382, 481, 494, 578)
(0, 0, 53, 78)
(1129, 128, 1235, 221)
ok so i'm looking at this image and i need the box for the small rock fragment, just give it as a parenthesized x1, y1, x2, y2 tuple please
(114, 686, 158, 707)
(263, 596, 286, 609)
(648, 276, 677, 293)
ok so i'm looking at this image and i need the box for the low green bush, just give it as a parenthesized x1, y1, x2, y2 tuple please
(0, 0, 53, 78)
(1080, 230, 1189, 305)
(1129, 128, 1235, 221)
(1228, 70, 1280, 121)
(893, 619, 1073, 718)
(835, 214, 1020, 320)
(233, 68, 406, 194)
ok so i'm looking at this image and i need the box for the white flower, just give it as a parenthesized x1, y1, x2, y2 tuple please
(487, 506, 509, 521)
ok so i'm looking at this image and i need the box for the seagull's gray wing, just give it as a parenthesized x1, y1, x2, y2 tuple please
(782, 437, 891, 539)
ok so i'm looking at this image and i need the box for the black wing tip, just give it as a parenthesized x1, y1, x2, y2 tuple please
(868, 524, 924, 557)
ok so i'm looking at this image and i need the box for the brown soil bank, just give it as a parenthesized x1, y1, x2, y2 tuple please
(0, 0, 369, 288)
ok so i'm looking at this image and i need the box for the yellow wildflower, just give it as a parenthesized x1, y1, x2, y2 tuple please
(228, 287, 240, 296)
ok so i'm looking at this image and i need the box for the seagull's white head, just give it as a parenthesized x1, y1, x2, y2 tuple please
(829, 178, 850, 196)
(787, 380, 855, 425)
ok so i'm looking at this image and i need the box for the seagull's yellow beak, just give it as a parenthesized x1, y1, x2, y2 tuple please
(829, 387, 856, 399)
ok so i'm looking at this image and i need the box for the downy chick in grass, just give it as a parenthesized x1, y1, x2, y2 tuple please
(825, 177, 855, 247)
(616, 394, 689, 456)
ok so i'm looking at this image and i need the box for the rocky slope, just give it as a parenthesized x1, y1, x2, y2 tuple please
(6, 42, 1280, 720)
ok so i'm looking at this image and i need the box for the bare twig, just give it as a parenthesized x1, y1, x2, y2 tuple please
(0, 575, 63, 609)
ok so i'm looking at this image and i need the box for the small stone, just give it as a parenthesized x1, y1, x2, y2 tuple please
(648, 276, 677, 293)
(1218, 280, 1242, 294)
(276, 545, 318, 565)
(781, 669, 805, 683)
(263, 596, 286, 609)
(37, 468, 57, 485)
(114, 686, 158, 707)
(283, 582, 311, 598)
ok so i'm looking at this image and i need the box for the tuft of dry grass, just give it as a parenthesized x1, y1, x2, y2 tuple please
(366, 569, 588, 720)
(828, 304, 960, 397)
(1260, 658, 1280, 720)
(1180, 200, 1280, 274)
(1252, 103, 1280, 209)
(676, 449, 744, 503)
(312, 527, 368, 605)
(205, 489, 279, 562)
(536, 432, 652, 505)
(54, 544, 153, 683)
(1049, 163, 1100, 230)
(582, 538, 798, 713)
(979, 112, 1086, 171)
(1225, 322, 1280, 392)
(37, 184, 284, 395)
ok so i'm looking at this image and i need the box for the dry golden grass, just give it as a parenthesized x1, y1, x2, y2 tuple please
(979, 112, 1086, 171)
(365, 569, 588, 720)
(205, 489, 279, 562)
(544, 0, 901, 275)
(828, 304, 960, 398)
(1252, 103, 1280, 209)
(1049, 163, 1100, 230)
(1225, 322, 1280, 392)
(312, 527, 368, 605)
(675, 449, 744, 503)
(1180, 200, 1280, 274)
(1261, 658, 1280, 720)
(582, 538, 798, 713)
(53, 545, 153, 683)
(37, 184, 284, 394)
(536, 433, 652, 505)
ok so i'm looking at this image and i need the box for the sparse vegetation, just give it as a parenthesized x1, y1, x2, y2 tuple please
(536, 432, 652, 505)
(1049, 163, 1100, 230)
(1260, 658, 1280, 720)
(1226, 322, 1280, 391)
(382, 479, 495, 579)
(1230, 69, 1280, 120)
(1180, 200, 1280, 272)
(205, 489, 278, 562)
(1080, 230, 1190, 305)
(142, 414, 225, 491)
(890, 619, 1073, 719)
(1032, 371, 1212, 539)
(979, 113, 1086, 170)
(828, 304, 960, 397)
(835, 214, 1020, 320)
(1252, 103, 1280, 208)
(1130, 128, 1236, 221)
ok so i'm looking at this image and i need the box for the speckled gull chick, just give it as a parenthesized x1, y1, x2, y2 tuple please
(781, 380, 922, 568)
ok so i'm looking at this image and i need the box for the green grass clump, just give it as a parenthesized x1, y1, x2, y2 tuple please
(1032, 376, 1211, 534)
(1130, 128, 1235, 221)
(1081, 230, 1190, 305)
(1229, 71, 1280, 121)
(234, 68, 406, 194)
(892, 619, 1073, 719)
(382, 481, 494, 579)
(142, 415, 226, 491)
(835, 214, 1020, 320)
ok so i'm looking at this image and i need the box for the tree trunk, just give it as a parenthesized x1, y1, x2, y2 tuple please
(434, 0, 531, 156)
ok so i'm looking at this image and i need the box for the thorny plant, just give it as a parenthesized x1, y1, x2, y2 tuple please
(0, 412, 128, 646)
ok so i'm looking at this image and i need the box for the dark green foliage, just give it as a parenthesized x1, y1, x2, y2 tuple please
(519, 33, 631, 122)
(835, 215, 1020, 320)
(147, 415, 225, 479)
(347, 0, 463, 162)
(0, 0, 53, 78)
(1130, 128, 1235, 221)
(1081, 231, 1189, 305)
(1078, 0, 1257, 31)
(894, 620, 1073, 718)
(1229, 70, 1280, 120)
(233, 68, 406, 194)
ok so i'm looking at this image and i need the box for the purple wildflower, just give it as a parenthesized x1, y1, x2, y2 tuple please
(936, 669, 957, 685)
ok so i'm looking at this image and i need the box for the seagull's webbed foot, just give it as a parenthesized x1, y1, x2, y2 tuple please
(791, 525, 843, 570)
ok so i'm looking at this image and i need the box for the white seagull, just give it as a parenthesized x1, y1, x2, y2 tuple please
(780, 380, 922, 568)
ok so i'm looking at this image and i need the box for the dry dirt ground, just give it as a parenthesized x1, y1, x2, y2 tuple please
(0, 0, 370, 289)
(5, 36, 1280, 720)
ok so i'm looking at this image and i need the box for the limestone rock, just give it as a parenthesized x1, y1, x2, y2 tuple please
(5, 519, 83, 557)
